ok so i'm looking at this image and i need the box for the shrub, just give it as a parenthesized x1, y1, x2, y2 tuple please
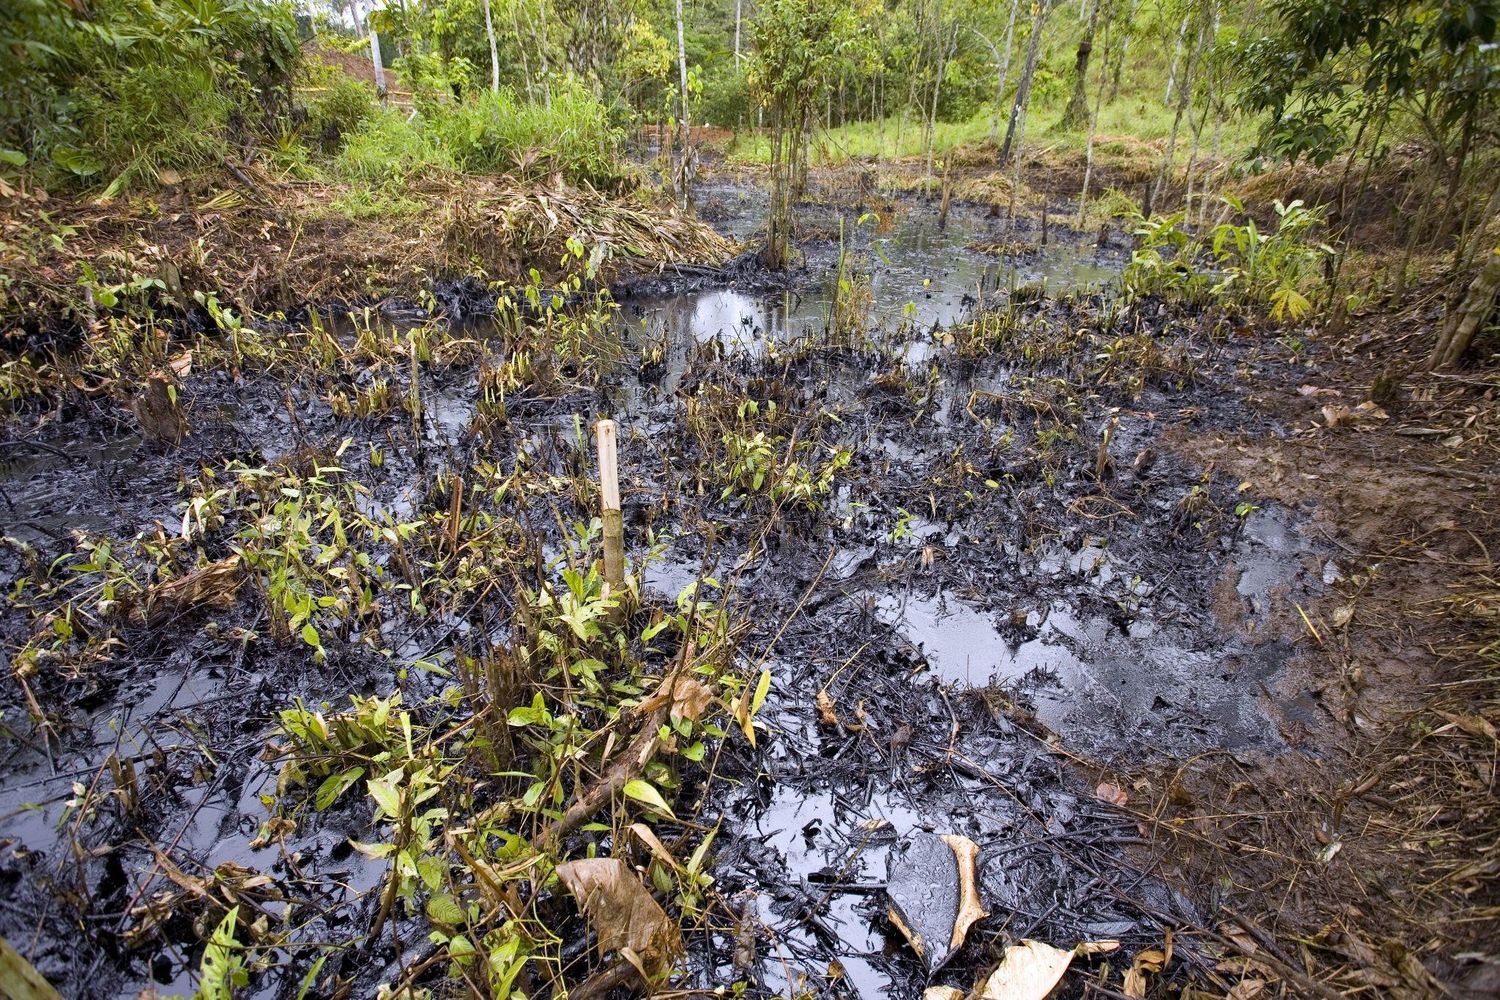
(1, 0, 299, 192)
(305, 75, 376, 152)
(65, 62, 235, 190)
(1122, 197, 1334, 322)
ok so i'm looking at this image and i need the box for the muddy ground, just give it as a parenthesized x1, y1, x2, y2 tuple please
(1, 174, 1497, 999)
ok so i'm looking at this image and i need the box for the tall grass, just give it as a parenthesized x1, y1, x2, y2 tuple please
(430, 82, 625, 188)
(335, 110, 454, 182)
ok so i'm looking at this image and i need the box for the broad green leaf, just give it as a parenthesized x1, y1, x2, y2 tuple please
(623, 778, 675, 818)
(368, 774, 402, 820)
(314, 767, 363, 810)
(425, 892, 465, 926)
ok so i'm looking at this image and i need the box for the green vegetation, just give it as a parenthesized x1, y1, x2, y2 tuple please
(1122, 196, 1334, 321)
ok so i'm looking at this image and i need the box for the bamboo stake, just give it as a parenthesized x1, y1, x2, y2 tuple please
(595, 420, 626, 616)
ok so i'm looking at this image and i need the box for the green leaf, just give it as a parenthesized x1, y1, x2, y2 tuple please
(314, 767, 364, 810)
(623, 778, 676, 818)
(751, 667, 773, 714)
(300, 622, 321, 648)
(0, 149, 26, 167)
(367, 774, 402, 820)
(425, 892, 465, 926)
(52, 145, 102, 177)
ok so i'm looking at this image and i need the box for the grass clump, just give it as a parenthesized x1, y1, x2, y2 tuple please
(430, 82, 626, 188)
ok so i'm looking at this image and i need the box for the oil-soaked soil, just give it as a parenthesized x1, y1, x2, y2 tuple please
(0, 182, 1339, 998)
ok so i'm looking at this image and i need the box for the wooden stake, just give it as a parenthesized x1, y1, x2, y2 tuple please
(938, 158, 952, 228)
(595, 420, 626, 614)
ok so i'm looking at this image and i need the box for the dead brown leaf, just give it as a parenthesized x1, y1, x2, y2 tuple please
(667, 674, 713, 723)
(977, 940, 1075, 999)
(556, 858, 683, 979)
(132, 555, 242, 622)
(816, 688, 840, 727)
(1095, 781, 1129, 807)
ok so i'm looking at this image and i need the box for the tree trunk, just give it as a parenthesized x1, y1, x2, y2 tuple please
(1431, 248, 1500, 368)
(512, 1, 535, 100)
(673, 0, 691, 200)
(531, 0, 553, 105)
(994, 0, 1021, 147)
(925, 20, 953, 179)
(1163, 15, 1187, 105)
(1076, 14, 1112, 224)
(764, 100, 792, 270)
(734, 0, 742, 69)
(1060, 0, 1100, 130)
(999, 0, 1051, 167)
(481, 0, 500, 93)
(368, 23, 386, 96)
(1150, 14, 1203, 210)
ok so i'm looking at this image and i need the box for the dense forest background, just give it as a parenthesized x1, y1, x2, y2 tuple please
(3, 0, 1499, 361)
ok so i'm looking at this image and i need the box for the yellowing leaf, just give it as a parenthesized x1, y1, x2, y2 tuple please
(751, 667, 772, 714)
(623, 778, 675, 818)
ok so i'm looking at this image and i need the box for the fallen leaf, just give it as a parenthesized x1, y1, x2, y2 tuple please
(1321, 404, 1355, 429)
(168, 350, 193, 376)
(131, 555, 242, 622)
(977, 939, 1075, 999)
(668, 675, 713, 723)
(1227, 981, 1266, 1000)
(1436, 712, 1498, 742)
(1123, 941, 1170, 997)
(1298, 385, 1341, 398)
(1095, 782, 1129, 807)
(556, 858, 683, 978)
(924, 989, 965, 1000)
(888, 833, 988, 972)
(816, 688, 840, 727)
(1075, 940, 1121, 957)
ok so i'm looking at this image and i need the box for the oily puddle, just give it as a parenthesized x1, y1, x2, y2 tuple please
(640, 502, 1323, 996)
(616, 191, 1123, 373)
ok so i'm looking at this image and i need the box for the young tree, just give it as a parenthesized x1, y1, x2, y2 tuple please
(749, 0, 862, 268)
(1432, 246, 1500, 368)
(1060, 0, 1101, 129)
(998, 0, 1054, 166)
(481, 0, 500, 91)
